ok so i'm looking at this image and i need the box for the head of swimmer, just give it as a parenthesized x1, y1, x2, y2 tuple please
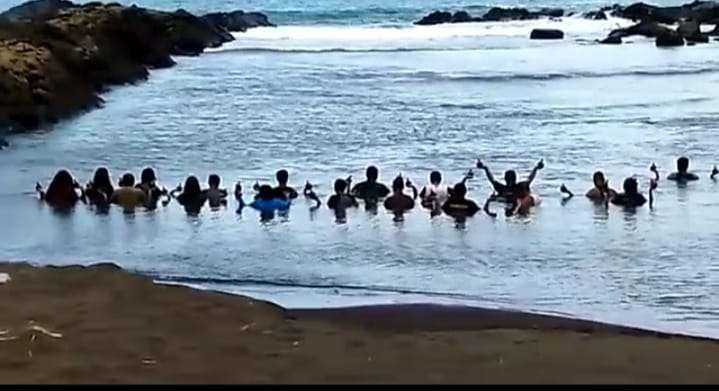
(141, 167, 156, 186)
(430, 171, 442, 186)
(49, 169, 74, 192)
(119, 173, 135, 187)
(623, 177, 639, 195)
(504, 170, 517, 186)
(366, 166, 379, 183)
(183, 176, 202, 196)
(677, 157, 689, 174)
(452, 182, 467, 200)
(276, 169, 289, 186)
(334, 179, 347, 195)
(593, 171, 606, 189)
(208, 174, 221, 189)
(258, 184, 275, 200)
(92, 167, 112, 188)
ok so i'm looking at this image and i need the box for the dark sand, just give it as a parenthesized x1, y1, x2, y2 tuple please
(1, 262, 718, 384)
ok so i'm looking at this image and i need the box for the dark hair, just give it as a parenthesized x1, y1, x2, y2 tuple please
(430, 171, 442, 185)
(119, 173, 135, 187)
(276, 169, 289, 185)
(452, 182, 467, 198)
(208, 174, 221, 188)
(258, 184, 274, 200)
(92, 167, 113, 195)
(141, 168, 156, 185)
(392, 175, 404, 191)
(334, 179, 347, 193)
(366, 166, 379, 181)
(593, 171, 605, 185)
(677, 157, 689, 173)
(183, 176, 202, 196)
(623, 177, 638, 195)
(504, 170, 517, 185)
(46, 169, 75, 199)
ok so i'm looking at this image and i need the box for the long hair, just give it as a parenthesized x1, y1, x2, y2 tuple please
(46, 169, 75, 200)
(92, 167, 113, 196)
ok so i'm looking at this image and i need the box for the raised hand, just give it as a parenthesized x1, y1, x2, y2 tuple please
(560, 184, 569, 194)
(304, 180, 313, 192)
(235, 182, 242, 195)
(466, 169, 474, 179)
(650, 163, 658, 172)
(536, 159, 545, 170)
(475, 159, 485, 169)
(711, 166, 718, 179)
(252, 181, 260, 192)
(35, 182, 42, 193)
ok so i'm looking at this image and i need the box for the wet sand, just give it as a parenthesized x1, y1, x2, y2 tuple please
(0, 262, 718, 384)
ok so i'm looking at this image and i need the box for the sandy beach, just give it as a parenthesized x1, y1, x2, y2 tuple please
(0, 262, 717, 384)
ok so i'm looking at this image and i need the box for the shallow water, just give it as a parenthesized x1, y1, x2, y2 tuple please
(2, 1, 719, 337)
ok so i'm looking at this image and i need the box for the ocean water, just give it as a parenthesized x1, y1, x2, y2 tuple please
(2, 0, 719, 338)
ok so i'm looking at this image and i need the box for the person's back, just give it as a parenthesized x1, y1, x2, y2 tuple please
(441, 183, 480, 217)
(250, 185, 289, 213)
(384, 176, 415, 212)
(586, 171, 616, 201)
(111, 173, 147, 210)
(204, 174, 228, 208)
(273, 169, 299, 200)
(611, 178, 647, 207)
(351, 166, 390, 202)
(668, 157, 699, 182)
(420, 171, 448, 209)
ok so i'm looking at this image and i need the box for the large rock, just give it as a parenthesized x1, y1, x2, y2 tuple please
(656, 30, 685, 46)
(483, 7, 535, 21)
(0, 0, 76, 22)
(414, 10, 453, 25)
(202, 10, 274, 32)
(584, 10, 608, 20)
(599, 35, 623, 44)
(608, 21, 675, 39)
(677, 19, 701, 36)
(529, 29, 564, 39)
(613, 1, 719, 24)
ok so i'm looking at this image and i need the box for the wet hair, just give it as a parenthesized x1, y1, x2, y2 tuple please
(92, 167, 113, 194)
(258, 184, 274, 200)
(366, 166, 379, 181)
(140, 167, 156, 185)
(677, 157, 689, 173)
(208, 174, 221, 188)
(593, 171, 605, 187)
(183, 176, 202, 196)
(46, 169, 75, 199)
(334, 179, 347, 194)
(623, 177, 638, 195)
(276, 169, 289, 185)
(452, 182, 467, 198)
(430, 171, 442, 185)
(504, 170, 517, 185)
(392, 175, 404, 191)
(119, 173, 135, 187)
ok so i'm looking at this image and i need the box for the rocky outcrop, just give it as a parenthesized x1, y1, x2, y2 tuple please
(584, 10, 608, 20)
(599, 35, 623, 44)
(202, 10, 275, 32)
(611, 1, 719, 24)
(529, 29, 564, 39)
(0, 1, 272, 132)
(414, 7, 565, 25)
(608, 21, 675, 39)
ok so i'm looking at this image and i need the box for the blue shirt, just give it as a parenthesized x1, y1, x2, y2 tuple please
(249, 198, 290, 213)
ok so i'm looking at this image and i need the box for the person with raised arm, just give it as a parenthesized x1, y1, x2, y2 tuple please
(36, 169, 85, 209)
(476, 158, 544, 201)
(711, 166, 718, 180)
(110, 173, 147, 211)
(384, 175, 416, 216)
(85, 167, 114, 207)
(204, 174, 228, 208)
(350, 165, 390, 205)
(273, 169, 299, 201)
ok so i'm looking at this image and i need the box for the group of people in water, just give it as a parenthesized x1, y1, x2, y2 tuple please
(35, 157, 719, 222)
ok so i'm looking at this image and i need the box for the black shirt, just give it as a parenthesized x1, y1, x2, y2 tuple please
(351, 181, 390, 201)
(611, 193, 647, 207)
(273, 185, 299, 200)
(441, 198, 480, 217)
(383, 194, 415, 212)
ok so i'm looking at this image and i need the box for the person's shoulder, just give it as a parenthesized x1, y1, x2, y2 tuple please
(667, 173, 678, 180)
(688, 173, 700, 180)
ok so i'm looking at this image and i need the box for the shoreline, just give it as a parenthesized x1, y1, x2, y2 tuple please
(1, 261, 718, 383)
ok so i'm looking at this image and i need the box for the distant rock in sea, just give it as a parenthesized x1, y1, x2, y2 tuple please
(530, 29, 565, 40)
(414, 6, 565, 26)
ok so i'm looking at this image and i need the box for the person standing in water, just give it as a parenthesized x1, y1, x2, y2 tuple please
(585, 171, 617, 201)
(419, 171, 449, 211)
(476, 158, 544, 201)
(237, 183, 290, 220)
(85, 167, 114, 207)
(171, 176, 207, 215)
(36, 169, 85, 209)
(328, 178, 358, 222)
(667, 157, 700, 182)
(136, 167, 169, 209)
(110, 173, 147, 211)
(273, 169, 299, 200)
(611, 177, 657, 208)
(506, 182, 540, 217)
(204, 174, 228, 208)
(384, 175, 416, 219)
(351, 165, 391, 205)
(441, 182, 480, 218)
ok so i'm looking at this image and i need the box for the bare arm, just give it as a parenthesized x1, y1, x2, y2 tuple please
(649, 179, 657, 209)
(483, 195, 497, 218)
(711, 166, 718, 180)
(526, 159, 544, 185)
(476, 160, 498, 186)
(560, 184, 574, 200)
(650, 163, 659, 182)
(406, 178, 418, 200)
(35, 182, 45, 200)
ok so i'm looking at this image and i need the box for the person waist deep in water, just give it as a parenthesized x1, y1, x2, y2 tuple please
(272, 169, 299, 201)
(384, 175, 416, 213)
(135, 167, 168, 208)
(204, 174, 228, 208)
(585, 171, 617, 201)
(110, 173, 147, 210)
(668, 156, 700, 182)
(172, 175, 207, 215)
(476, 158, 544, 201)
(441, 182, 480, 217)
(419, 170, 449, 210)
(351, 165, 390, 204)
(36, 169, 84, 209)
(85, 167, 114, 207)
(611, 177, 657, 208)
